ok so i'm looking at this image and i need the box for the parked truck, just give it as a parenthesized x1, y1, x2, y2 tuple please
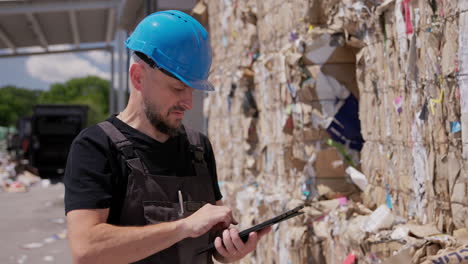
(6, 117, 32, 160)
(29, 105, 88, 179)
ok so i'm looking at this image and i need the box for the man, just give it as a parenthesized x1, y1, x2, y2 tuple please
(64, 10, 270, 264)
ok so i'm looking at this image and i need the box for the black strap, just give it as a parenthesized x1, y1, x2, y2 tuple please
(98, 120, 148, 175)
(185, 126, 201, 146)
(185, 127, 206, 164)
(97, 121, 144, 224)
(98, 121, 135, 159)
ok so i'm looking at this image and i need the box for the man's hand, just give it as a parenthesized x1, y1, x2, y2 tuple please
(180, 203, 238, 238)
(213, 226, 272, 263)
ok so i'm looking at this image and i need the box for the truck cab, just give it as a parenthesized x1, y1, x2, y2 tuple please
(29, 105, 88, 179)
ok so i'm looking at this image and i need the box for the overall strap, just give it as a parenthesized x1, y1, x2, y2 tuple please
(97, 121, 150, 175)
(97, 121, 146, 224)
(185, 126, 206, 165)
(98, 121, 135, 159)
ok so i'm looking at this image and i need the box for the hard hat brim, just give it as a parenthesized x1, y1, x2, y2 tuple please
(171, 71, 215, 92)
(186, 79, 215, 92)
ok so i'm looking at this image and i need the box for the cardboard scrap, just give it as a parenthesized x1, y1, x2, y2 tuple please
(422, 245, 468, 264)
(454, 229, 468, 246)
(315, 148, 346, 178)
(408, 223, 442, 239)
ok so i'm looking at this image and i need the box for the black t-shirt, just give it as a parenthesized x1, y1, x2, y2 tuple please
(64, 116, 222, 215)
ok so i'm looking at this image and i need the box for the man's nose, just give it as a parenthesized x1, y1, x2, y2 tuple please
(179, 87, 193, 111)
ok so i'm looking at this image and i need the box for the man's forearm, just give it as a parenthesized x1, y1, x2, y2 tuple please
(72, 219, 189, 264)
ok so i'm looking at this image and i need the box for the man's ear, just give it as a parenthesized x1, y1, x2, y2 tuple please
(129, 63, 144, 92)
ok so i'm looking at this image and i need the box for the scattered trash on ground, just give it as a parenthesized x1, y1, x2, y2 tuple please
(21, 242, 43, 249)
(0, 151, 41, 193)
(21, 230, 67, 251)
(43, 255, 55, 262)
(49, 218, 65, 225)
(16, 254, 27, 264)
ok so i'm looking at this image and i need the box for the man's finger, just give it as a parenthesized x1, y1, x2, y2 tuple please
(230, 228, 246, 253)
(229, 211, 238, 225)
(223, 215, 231, 227)
(222, 229, 238, 255)
(244, 232, 259, 251)
(214, 237, 229, 257)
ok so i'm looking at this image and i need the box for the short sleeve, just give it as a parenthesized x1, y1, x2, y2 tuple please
(64, 126, 113, 214)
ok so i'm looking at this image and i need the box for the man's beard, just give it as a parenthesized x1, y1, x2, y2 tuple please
(143, 98, 182, 137)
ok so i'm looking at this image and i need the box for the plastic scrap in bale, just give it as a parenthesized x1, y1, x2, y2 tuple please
(363, 204, 395, 233)
(345, 166, 368, 191)
(343, 253, 357, 264)
(304, 63, 364, 151)
(326, 94, 364, 151)
(303, 33, 356, 65)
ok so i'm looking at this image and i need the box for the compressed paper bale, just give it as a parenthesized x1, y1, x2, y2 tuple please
(206, 0, 467, 261)
(359, 91, 375, 141)
(441, 19, 459, 76)
(321, 64, 359, 99)
(444, 0, 459, 17)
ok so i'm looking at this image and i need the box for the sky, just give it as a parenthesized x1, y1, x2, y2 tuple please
(0, 48, 112, 91)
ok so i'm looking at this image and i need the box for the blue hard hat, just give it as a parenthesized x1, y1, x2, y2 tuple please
(126, 10, 214, 91)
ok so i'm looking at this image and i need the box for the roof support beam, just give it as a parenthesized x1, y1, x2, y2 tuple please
(26, 13, 48, 50)
(105, 8, 115, 44)
(0, 26, 16, 53)
(0, 1, 120, 15)
(0, 45, 111, 58)
(68, 10, 80, 48)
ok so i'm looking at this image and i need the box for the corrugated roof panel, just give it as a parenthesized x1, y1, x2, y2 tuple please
(158, 0, 197, 10)
(36, 11, 71, 45)
(77, 9, 107, 43)
(0, 14, 38, 48)
(0, 0, 117, 52)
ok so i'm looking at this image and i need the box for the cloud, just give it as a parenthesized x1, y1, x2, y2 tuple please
(25, 53, 110, 83)
(85, 50, 111, 65)
(48, 44, 74, 51)
(17, 46, 44, 53)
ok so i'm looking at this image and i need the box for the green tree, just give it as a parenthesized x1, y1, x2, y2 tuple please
(0, 86, 41, 126)
(38, 76, 109, 125)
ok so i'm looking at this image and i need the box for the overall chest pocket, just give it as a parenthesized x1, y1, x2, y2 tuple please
(143, 200, 207, 225)
(143, 201, 179, 224)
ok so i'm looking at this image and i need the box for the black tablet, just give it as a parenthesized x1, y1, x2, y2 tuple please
(195, 204, 305, 256)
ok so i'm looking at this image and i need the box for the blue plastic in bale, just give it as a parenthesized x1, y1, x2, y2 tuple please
(326, 94, 364, 151)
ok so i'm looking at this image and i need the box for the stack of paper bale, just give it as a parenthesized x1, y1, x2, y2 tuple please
(358, 0, 463, 233)
(200, 0, 468, 262)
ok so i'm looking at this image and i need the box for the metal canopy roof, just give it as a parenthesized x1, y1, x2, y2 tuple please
(0, 0, 120, 57)
(119, 0, 197, 32)
(0, 0, 200, 58)
(0, 0, 203, 124)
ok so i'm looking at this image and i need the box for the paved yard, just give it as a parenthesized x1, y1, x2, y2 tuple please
(0, 183, 72, 264)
